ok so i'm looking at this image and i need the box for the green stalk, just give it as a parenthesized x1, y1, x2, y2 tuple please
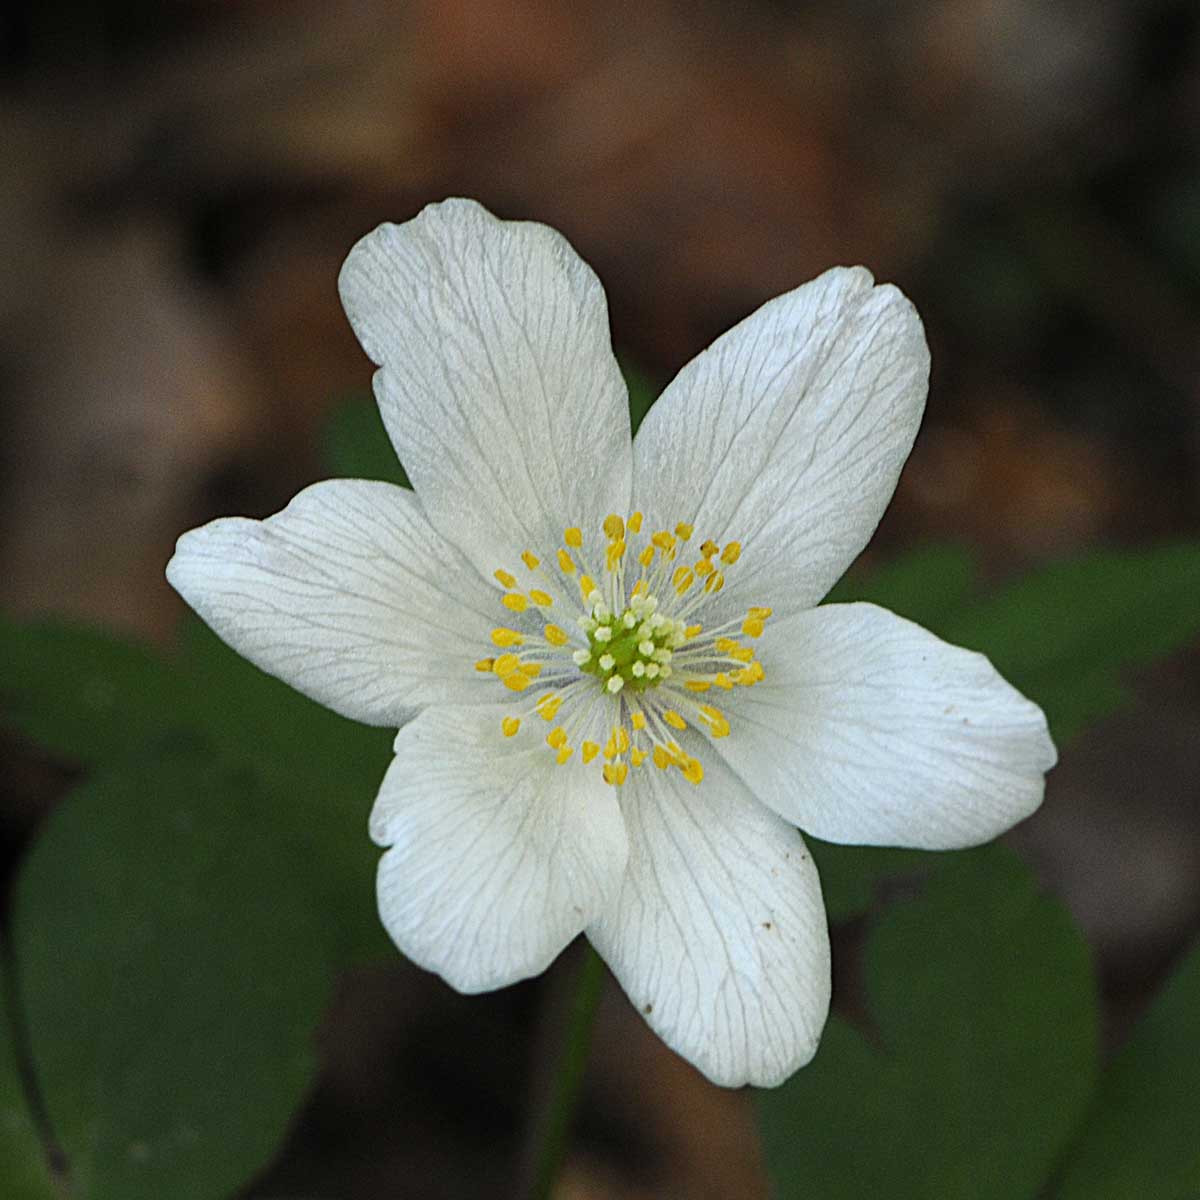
(527, 944, 606, 1200)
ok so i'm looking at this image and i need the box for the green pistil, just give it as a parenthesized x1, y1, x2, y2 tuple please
(579, 612, 672, 694)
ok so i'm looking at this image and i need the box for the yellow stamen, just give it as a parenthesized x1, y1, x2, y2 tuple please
(684, 623, 702, 638)
(521, 550, 540, 570)
(491, 628, 524, 648)
(652, 745, 671, 769)
(494, 568, 516, 588)
(492, 653, 520, 676)
(703, 570, 725, 593)
(603, 514, 625, 541)
(638, 545, 655, 568)
(684, 680, 711, 692)
(720, 541, 741, 564)
(547, 727, 568, 749)
(749, 606, 773, 620)
(681, 757, 704, 785)
(614, 726, 630, 754)
(582, 741, 600, 764)
(501, 716, 521, 737)
(523, 662, 544, 679)
(605, 540, 625, 570)
(631, 747, 648, 766)
(564, 527, 583, 548)
(674, 522, 694, 540)
(673, 567, 695, 594)
(700, 539, 719, 558)
(579, 574, 597, 600)
(536, 694, 562, 721)
(631, 712, 646, 731)
(556, 745, 574, 765)
(628, 511, 643, 533)
(557, 548, 576, 574)
(502, 593, 529, 612)
(529, 589, 553, 607)
(714, 673, 733, 690)
(742, 617, 765, 638)
(694, 558, 714, 577)
(543, 624, 568, 646)
(663, 710, 687, 731)
(474, 657, 495, 672)
(503, 672, 532, 692)
(651, 530, 676, 553)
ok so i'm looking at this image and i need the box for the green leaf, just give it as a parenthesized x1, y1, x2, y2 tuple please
(0, 617, 190, 766)
(1054, 939, 1200, 1200)
(321, 393, 409, 486)
(940, 543, 1200, 745)
(620, 357, 659, 436)
(0, 956, 57, 1199)
(759, 848, 1098, 1200)
(824, 543, 978, 628)
(11, 751, 336, 1200)
(177, 619, 393, 963)
(808, 839, 939, 925)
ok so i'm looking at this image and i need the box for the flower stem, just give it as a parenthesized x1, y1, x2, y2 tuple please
(527, 943, 606, 1200)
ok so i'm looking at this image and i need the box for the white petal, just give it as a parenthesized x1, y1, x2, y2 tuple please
(717, 603, 1057, 849)
(166, 479, 497, 726)
(587, 749, 830, 1088)
(372, 705, 629, 993)
(632, 267, 929, 618)
(339, 198, 632, 580)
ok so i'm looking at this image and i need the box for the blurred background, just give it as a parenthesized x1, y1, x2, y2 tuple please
(2, 1, 1198, 1196)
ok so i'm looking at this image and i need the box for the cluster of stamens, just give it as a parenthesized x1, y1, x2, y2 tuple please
(474, 512, 770, 787)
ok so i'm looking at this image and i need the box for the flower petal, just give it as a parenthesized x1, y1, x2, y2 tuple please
(632, 267, 929, 618)
(371, 705, 629, 993)
(717, 603, 1057, 849)
(166, 479, 497, 726)
(339, 198, 632, 579)
(587, 748, 830, 1088)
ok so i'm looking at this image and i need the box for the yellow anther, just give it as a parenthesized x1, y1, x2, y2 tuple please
(749, 606, 773, 620)
(614, 762, 629, 786)
(703, 570, 725, 593)
(602, 762, 628, 786)
(631, 712, 646, 731)
(529, 589, 553, 607)
(557, 548, 576, 575)
(491, 628, 524, 647)
(628, 511, 643, 533)
(494, 568, 517, 588)
(730, 646, 755, 662)
(547, 727, 568, 749)
(632, 579, 647, 597)
(701, 540, 719, 558)
(602, 735, 617, 761)
(638, 545, 655, 568)
(631, 747, 648, 766)
(747, 660, 765, 682)
(605, 540, 626, 570)
(685, 680, 711, 692)
(564, 527, 583, 548)
(501, 716, 521, 737)
(579, 574, 597, 599)
(694, 558, 714, 577)
(475, 657, 495, 672)
(714, 673, 734, 690)
(720, 541, 741, 564)
(502, 592, 529, 612)
(523, 662, 544, 678)
(716, 638, 741, 653)
(663, 710, 687, 731)
(700, 703, 725, 722)
(742, 617, 765, 638)
(521, 550, 540, 570)
(651, 530, 676, 552)
(675, 522, 694, 540)
(673, 567, 695, 594)
(582, 741, 600, 764)
(492, 653, 521, 676)
(684, 624, 702, 638)
(710, 718, 731, 738)
(504, 671, 532, 692)
(543, 624, 568, 646)
(556, 745, 574, 765)
(681, 757, 704, 785)
(536, 694, 562, 721)
(615, 726, 630, 754)
(652, 745, 671, 770)
(603, 514, 625, 541)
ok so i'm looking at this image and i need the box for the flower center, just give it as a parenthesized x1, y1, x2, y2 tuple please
(476, 512, 770, 787)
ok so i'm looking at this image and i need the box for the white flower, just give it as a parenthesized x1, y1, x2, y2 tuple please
(166, 198, 1056, 1088)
